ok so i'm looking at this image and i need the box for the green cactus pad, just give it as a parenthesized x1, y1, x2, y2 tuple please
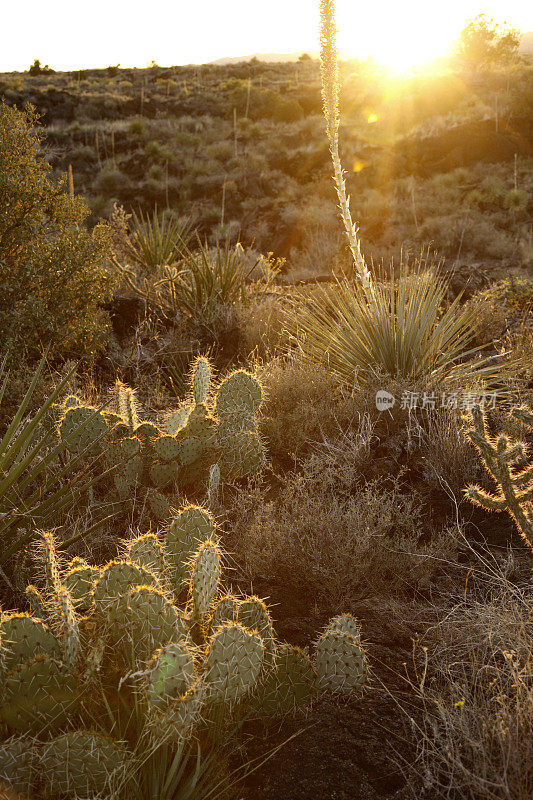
(237, 597, 274, 639)
(252, 644, 317, 716)
(192, 356, 211, 405)
(25, 585, 45, 619)
(0, 737, 38, 796)
(146, 679, 205, 743)
(182, 405, 218, 444)
(147, 489, 176, 521)
(57, 588, 80, 669)
(125, 534, 165, 575)
(165, 405, 192, 436)
(134, 421, 161, 443)
(0, 655, 79, 733)
(103, 410, 123, 427)
(145, 641, 196, 708)
(59, 405, 108, 455)
(121, 436, 142, 459)
(178, 436, 205, 467)
(41, 731, 127, 798)
(123, 586, 187, 664)
(0, 615, 61, 671)
(209, 594, 240, 634)
(150, 460, 179, 489)
(315, 630, 368, 693)
(92, 561, 158, 611)
(123, 454, 144, 485)
(206, 622, 264, 703)
(154, 435, 183, 462)
(64, 565, 100, 609)
(326, 614, 362, 643)
(216, 370, 263, 417)
(219, 430, 265, 479)
(191, 540, 221, 616)
(165, 506, 216, 586)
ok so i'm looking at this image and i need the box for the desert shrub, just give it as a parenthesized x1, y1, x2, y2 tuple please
(419, 408, 486, 498)
(0, 102, 114, 361)
(259, 355, 373, 468)
(230, 460, 457, 610)
(116, 236, 273, 333)
(466, 276, 533, 346)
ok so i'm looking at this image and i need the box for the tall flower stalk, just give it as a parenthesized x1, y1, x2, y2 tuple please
(319, 0, 375, 299)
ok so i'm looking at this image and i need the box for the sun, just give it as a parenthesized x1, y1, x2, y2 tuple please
(335, 4, 460, 73)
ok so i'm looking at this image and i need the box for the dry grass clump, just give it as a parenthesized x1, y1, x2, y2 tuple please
(410, 565, 533, 800)
(258, 354, 373, 469)
(419, 408, 485, 498)
(229, 452, 457, 611)
(233, 293, 290, 358)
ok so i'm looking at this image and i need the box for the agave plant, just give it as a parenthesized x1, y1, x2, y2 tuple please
(291, 269, 507, 389)
(0, 353, 110, 569)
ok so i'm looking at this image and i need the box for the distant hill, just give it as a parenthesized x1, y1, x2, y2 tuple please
(520, 32, 533, 54)
(209, 51, 319, 65)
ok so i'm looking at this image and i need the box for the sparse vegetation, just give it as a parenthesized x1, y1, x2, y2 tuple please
(0, 3, 531, 799)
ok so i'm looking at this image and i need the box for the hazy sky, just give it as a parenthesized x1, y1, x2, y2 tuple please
(1, 0, 532, 72)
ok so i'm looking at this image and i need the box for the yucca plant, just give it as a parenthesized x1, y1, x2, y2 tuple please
(0, 353, 110, 569)
(126, 207, 194, 272)
(291, 269, 507, 389)
(120, 239, 260, 332)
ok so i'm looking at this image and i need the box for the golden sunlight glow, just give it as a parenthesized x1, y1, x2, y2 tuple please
(365, 112, 379, 124)
(0, 0, 530, 72)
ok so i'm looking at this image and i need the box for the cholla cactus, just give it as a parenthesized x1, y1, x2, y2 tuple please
(464, 404, 533, 550)
(0, 505, 368, 798)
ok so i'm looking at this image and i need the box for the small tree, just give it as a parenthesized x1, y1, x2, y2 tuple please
(29, 58, 54, 75)
(0, 102, 114, 362)
(455, 14, 520, 71)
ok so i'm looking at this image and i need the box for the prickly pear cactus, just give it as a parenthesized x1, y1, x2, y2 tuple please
(0, 506, 368, 800)
(55, 359, 266, 527)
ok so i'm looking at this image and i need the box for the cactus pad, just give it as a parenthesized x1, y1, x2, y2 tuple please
(165, 405, 192, 436)
(253, 644, 317, 716)
(125, 534, 165, 575)
(206, 622, 264, 702)
(0, 615, 61, 671)
(146, 641, 196, 708)
(190, 540, 221, 615)
(0, 655, 79, 733)
(60, 406, 108, 455)
(154, 435, 183, 462)
(216, 370, 263, 417)
(192, 357, 211, 405)
(315, 630, 368, 693)
(41, 731, 127, 798)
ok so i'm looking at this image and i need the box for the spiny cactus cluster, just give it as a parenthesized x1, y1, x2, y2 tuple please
(465, 404, 533, 550)
(54, 357, 265, 520)
(0, 507, 368, 799)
